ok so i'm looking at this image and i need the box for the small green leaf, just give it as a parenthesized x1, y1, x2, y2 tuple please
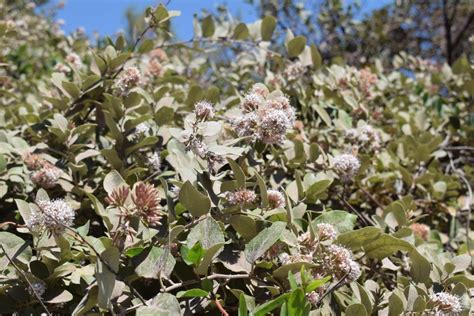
(227, 158, 246, 188)
(245, 221, 286, 264)
(179, 181, 211, 217)
(233, 23, 249, 40)
(261, 16, 276, 41)
(201, 16, 215, 38)
(177, 288, 209, 298)
(287, 36, 306, 58)
(346, 303, 367, 316)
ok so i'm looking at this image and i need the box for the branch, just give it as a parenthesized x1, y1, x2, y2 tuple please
(0, 245, 51, 316)
(452, 12, 474, 49)
(163, 273, 250, 292)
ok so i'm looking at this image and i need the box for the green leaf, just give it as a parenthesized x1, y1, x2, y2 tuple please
(287, 289, 308, 316)
(103, 170, 126, 195)
(196, 242, 225, 275)
(409, 249, 430, 284)
(261, 16, 277, 41)
(109, 52, 131, 70)
(187, 216, 225, 250)
(177, 288, 209, 298)
(346, 303, 367, 316)
(227, 158, 246, 188)
(310, 44, 322, 68)
(306, 276, 331, 292)
(253, 293, 290, 316)
(287, 36, 306, 58)
(62, 81, 80, 99)
(179, 181, 211, 217)
(0, 232, 32, 268)
(97, 247, 119, 309)
(233, 23, 249, 40)
(388, 292, 405, 316)
(46, 290, 73, 304)
(201, 15, 215, 38)
(0, 154, 6, 171)
(138, 39, 155, 54)
(305, 179, 332, 203)
(245, 221, 286, 264)
(135, 247, 176, 279)
(313, 210, 357, 233)
(181, 243, 205, 266)
(238, 293, 248, 316)
(138, 293, 181, 316)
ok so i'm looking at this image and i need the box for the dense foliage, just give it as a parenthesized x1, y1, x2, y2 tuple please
(0, 2, 473, 315)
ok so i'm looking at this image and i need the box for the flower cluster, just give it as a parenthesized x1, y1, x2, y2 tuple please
(429, 292, 462, 314)
(267, 190, 286, 209)
(358, 67, 377, 96)
(106, 182, 162, 226)
(194, 101, 215, 120)
(284, 61, 306, 81)
(316, 223, 337, 240)
(24, 153, 62, 188)
(321, 244, 361, 283)
(345, 125, 381, 150)
(148, 152, 161, 171)
(131, 122, 150, 139)
(65, 52, 82, 69)
(28, 199, 75, 235)
(233, 84, 295, 144)
(411, 223, 430, 241)
(28, 282, 46, 299)
(225, 189, 257, 205)
(117, 66, 141, 92)
(332, 153, 360, 180)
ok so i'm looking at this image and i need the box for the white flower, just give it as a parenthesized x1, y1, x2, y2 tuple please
(258, 109, 292, 144)
(117, 66, 141, 92)
(226, 189, 257, 205)
(132, 123, 150, 139)
(323, 244, 360, 283)
(29, 199, 75, 235)
(306, 291, 320, 306)
(28, 282, 46, 299)
(316, 223, 337, 240)
(30, 164, 62, 188)
(429, 292, 462, 313)
(242, 93, 264, 112)
(332, 154, 360, 178)
(148, 152, 161, 171)
(65, 52, 82, 68)
(188, 138, 209, 159)
(194, 101, 215, 120)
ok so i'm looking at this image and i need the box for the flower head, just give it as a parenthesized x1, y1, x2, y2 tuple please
(332, 154, 360, 179)
(28, 282, 46, 299)
(258, 109, 292, 144)
(194, 101, 215, 120)
(65, 52, 82, 68)
(148, 152, 161, 171)
(429, 292, 462, 313)
(267, 190, 286, 209)
(316, 223, 337, 241)
(226, 189, 257, 205)
(30, 163, 62, 188)
(117, 66, 141, 92)
(242, 93, 264, 112)
(106, 186, 130, 207)
(30, 199, 75, 235)
(411, 223, 430, 240)
(132, 182, 162, 225)
(322, 244, 360, 283)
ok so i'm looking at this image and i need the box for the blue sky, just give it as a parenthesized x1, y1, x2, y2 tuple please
(53, 0, 390, 40)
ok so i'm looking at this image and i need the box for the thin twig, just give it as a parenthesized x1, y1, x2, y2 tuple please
(0, 245, 52, 316)
(163, 273, 250, 292)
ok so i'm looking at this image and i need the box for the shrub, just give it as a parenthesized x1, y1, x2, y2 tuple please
(0, 2, 472, 315)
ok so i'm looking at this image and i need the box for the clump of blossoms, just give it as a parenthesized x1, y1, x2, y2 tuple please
(284, 61, 306, 81)
(116, 66, 141, 92)
(146, 48, 167, 78)
(24, 153, 62, 188)
(194, 101, 215, 120)
(131, 122, 150, 140)
(65, 52, 82, 69)
(358, 67, 377, 97)
(106, 182, 162, 227)
(267, 190, 286, 209)
(147, 152, 161, 171)
(225, 189, 257, 206)
(320, 244, 361, 284)
(428, 292, 462, 314)
(233, 83, 295, 144)
(345, 125, 381, 150)
(28, 282, 46, 299)
(28, 199, 75, 235)
(332, 153, 360, 181)
(411, 223, 430, 241)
